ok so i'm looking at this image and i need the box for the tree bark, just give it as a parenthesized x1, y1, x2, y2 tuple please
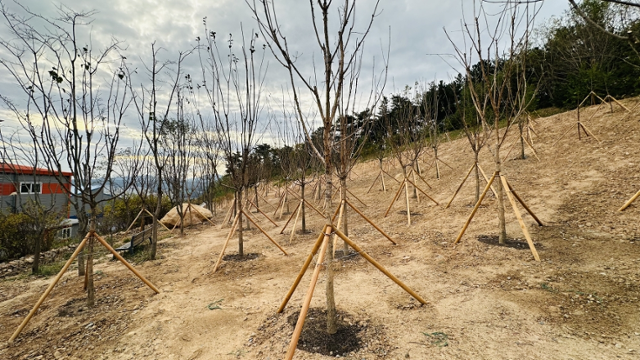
(86, 209, 96, 307)
(474, 152, 480, 204)
(519, 122, 526, 160)
(32, 231, 43, 274)
(301, 181, 307, 233)
(494, 148, 507, 244)
(340, 177, 349, 254)
(402, 166, 411, 225)
(237, 190, 244, 256)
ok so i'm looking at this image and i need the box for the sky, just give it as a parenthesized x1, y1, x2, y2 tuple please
(0, 0, 570, 166)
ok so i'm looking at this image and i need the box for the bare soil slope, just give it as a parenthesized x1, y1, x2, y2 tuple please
(1, 98, 640, 359)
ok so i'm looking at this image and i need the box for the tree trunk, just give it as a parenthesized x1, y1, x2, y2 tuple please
(323, 132, 336, 335)
(519, 122, 526, 160)
(495, 148, 507, 244)
(86, 209, 96, 307)
(474, 152, 480, 204)
(77, 213, 87, 277)
(379, 159, 386, 192)
(301, 181, 306, 233)
(340, 177, 349, 254)
(237, 190, 244, 256)
(434, 147, 441, 179)
(254, 185, 259, 213)
(402, 166, 411, 225)
(32, 230, 43, 274)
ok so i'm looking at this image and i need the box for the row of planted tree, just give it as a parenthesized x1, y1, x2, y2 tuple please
(3, 0, 640, 357)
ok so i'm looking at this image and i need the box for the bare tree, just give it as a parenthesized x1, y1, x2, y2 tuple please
(127, 43, 192, 259)
(249, 0, 383, 334)
(0, 3, 134, 306)
(196, 22, 267, 257)
(446, 0, 540, 244)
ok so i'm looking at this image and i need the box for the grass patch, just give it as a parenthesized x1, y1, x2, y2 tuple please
(423, 331, 449, 347)
(37, 261, 65, 277)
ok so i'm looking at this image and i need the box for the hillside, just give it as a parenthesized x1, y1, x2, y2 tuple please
(1, 98, 640, 359)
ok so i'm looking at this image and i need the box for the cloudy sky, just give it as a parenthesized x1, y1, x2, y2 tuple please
(0, 0, 569, 157)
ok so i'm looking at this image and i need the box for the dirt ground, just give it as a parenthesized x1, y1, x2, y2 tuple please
(1, 98, 640, 359)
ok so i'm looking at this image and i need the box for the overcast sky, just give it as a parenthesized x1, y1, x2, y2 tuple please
(0, 0, 569, 160)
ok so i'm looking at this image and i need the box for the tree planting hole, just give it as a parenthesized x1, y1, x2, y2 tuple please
(287, 308, 362, 356)
(477, 235, 543, 250)
(222, 253, 260, 262)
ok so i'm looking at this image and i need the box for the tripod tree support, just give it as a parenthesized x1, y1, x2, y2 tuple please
(213, 212, 241, 273)
(281, 225, 426, 360)
(454, 172, 497, 244)
(241, 210, 288, 256)
(279, 201, 302, 234)
(346, 200, 397, 245)
(284, 226, 331, 360)
(10, 231, 160, 342)
(245, 198, 279, 227)
(501, 176, 541, 262)
(619, 189, 640, 211)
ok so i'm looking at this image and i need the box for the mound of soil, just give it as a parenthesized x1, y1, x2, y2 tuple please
(222, 253, 260, 262)
(477, 234, 544, 250)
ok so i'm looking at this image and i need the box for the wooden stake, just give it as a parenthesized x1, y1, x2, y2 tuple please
(126, 208, 145, 232)
(346, 200, 397, 245)
(93, 232, 161, 293)
(333, 228, 427, 305)
(278, 225, 328, 313)
(381, 169, 401, 183)
(579, 122, 601, 142)
(367, 173, 382, 194)
(384, 179, 406, 217)
(522, 136, 540, 161)
(284, 229, 331, 360)
(289, 201, 303, 244)
(619, 188, 640, 211)
(241, 210, 288, 256)
(412, 168, 433, 189)
(246, 198, 278, 227)
(404, 177, 439, 205)
(332, 201, 345, 256)
(446, 163, 475, 208)
(454, 172, 497, 244)
(212, 213, 240, 273)
(144, 209, 172, 232)
(188, 204, 216, 227)
(505, 180, 544, 226)
(501, 176, 541, 262)
(279, 201, 302, 234)
(477, 164, 498, 197)
(9, 233, 90, 342)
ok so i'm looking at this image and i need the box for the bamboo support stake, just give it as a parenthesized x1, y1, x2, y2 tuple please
(346, 188, 367, 207)
(144, 209, 172, 232)
(522, 136, 540, 161)
(404, 176, 411, 225)
(126, 208, 145, 232)
(284, 229, 331, 360)
(501, 177, 541, 262)
(381, 169, 401, 184)
(223, 201, 234, 224)
(477, 164, 498, 197)
(438, 158, 455, 170)
(213, 213, 240, 273)
(278, 225, 327, 313)
(579, 122, 601, 142)
(412, 168, 433, 189)
(279, 201, 302, 234)
(333, 228, 427, 305)
(93, 232, 161, 293)
(286, 188, 326, 219)
(246, 199, 278, 227)
(9, 233, 90, 342)
(505, 180, 544, 226)
(346, 200, 396, 245)
(289, 201, 303, 244)
(188, 204, 216, 227)
(454, 172, 497, 244)
(332, 201, 345, 255)
(241, 210, 288, 256)
(446, 163, 475, 208)
(412, 169, 420, 203)
(273, 191, 286, 217)
(404, 177, 439, 205)
(366, 173, 382, 194)
(384, 179, 406, 217)
(619, 189, 640, 211)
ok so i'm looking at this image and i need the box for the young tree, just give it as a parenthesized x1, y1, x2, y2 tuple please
(127, 43, 192, 259)
(249, 0, 383, 334)
(445, 0, 540, 244)
(0, 3, 134, 306)
(196, 23, 267, 257)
